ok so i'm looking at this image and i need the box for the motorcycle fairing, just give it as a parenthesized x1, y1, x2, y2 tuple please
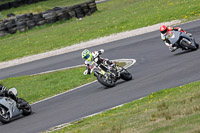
(0, 97, 21, 118)
(167, 31, 180, 44)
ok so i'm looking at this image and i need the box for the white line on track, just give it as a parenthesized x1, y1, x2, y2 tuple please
(31, 59, 135, 76)
(31, 59, 136, 105)
(40, 59, 136, 132)
(32, 59, 136, 105)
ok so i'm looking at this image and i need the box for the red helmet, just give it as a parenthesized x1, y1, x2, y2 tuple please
(160, 25, 168, 34)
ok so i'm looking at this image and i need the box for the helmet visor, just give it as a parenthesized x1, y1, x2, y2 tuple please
(161, 28, 168, 34)
(84, 54, 90, 59)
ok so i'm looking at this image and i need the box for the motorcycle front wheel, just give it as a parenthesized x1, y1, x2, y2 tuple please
(97, 74, 115, 87)
(0, 106, 10, 124)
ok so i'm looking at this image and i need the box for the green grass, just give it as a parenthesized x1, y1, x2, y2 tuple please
(1, 66, 95, 103)
(0, 62, 125, 104)
(0, 0, 200, 62)
(50, 81, 200, 133)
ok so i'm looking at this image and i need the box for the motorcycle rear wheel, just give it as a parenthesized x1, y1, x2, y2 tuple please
(19, 98, 32, 116)
(120, 69, 132, 81)
(195, 43, 199, 49)
(97, 74, 115, 87)
(181, 41, 197, 50)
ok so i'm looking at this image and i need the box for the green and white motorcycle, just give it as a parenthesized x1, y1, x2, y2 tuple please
(89, 61, 132, 87)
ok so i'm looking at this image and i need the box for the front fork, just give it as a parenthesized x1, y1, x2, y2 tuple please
(0, 106, 7, 116)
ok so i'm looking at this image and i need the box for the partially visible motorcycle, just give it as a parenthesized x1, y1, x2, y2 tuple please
(0, 88, 32, 124)
(166, 31, 199, 51)
(89, 61, 132, 87)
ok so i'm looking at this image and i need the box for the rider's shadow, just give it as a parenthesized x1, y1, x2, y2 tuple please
(0, 116, 23, 125)
(0, 112, 35, 125)
(101, 80, 130, 89)
(174, 49, 198, 56)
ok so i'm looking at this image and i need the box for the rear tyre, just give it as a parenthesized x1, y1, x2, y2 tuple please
(182, 41, 197, 50)
(195, 43, 199, 49)
(97, 74, 115, 87)
(19, 98, 32, 116)
(0, 106, 10, 124)
(120, 69, 132, 81)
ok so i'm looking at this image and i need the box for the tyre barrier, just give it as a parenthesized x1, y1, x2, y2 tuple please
(0, 0, 97, 37)
(0, 0, 48, 12)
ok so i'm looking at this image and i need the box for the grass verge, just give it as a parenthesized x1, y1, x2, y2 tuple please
(49, 81, 200, 133)
(1, 66, 95, 104)
(0, 0, 200, 62)
(0, 62, 125, 104)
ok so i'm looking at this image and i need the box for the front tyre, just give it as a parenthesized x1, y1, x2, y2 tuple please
(97, 74, 115, 87)
(19, 98, 32, 116)
(120, 69, 132, 81)
(0, 106, 10, 124)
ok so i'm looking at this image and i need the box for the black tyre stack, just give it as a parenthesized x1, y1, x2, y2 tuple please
(67, 6, 76, 18)
(26, 13, 37, 29)
(0, 2, 10, 11)
(33, 13, 45, 26)
(54, 7, 71, 21)
(0, 0, 48, 11)
(74, 5, 85, 19)
(15, 14, 27, 32)
(0, 22, 7, 37)
(81, 2, 91, 16)
(4, 18, 17, 34)
(10, 1, 20, 8)
(87, 0, 97, 13)
(0, 0, 98, 37)
(42, 10, 57, 24)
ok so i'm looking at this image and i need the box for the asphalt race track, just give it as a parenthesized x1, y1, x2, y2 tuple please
(0, 20, 200, 133)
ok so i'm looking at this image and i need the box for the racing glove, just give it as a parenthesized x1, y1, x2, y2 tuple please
(169, 46, 177, 52)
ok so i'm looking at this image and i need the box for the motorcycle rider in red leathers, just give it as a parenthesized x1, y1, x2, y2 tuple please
(160, 25, 192, 52)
